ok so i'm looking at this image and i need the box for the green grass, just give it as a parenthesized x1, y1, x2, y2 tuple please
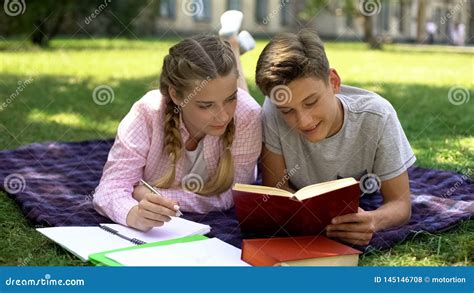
(0, 38, 472, 266)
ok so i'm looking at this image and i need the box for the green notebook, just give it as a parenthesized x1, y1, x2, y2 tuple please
(89, 235, 208, 266)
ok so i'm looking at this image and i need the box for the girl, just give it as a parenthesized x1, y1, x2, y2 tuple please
(93, 35, 262, 231)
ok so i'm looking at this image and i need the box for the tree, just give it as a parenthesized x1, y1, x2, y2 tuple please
(29, 0, 76, 47)
(416, 0, 427, 43)
(469, 0, 474, 44)
(2, 0, 88, 47)
(299, 0, 382, 49)
(1, 0, 150, 47)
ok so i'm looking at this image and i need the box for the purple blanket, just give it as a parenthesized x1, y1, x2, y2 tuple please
(0, 139, 472, 252)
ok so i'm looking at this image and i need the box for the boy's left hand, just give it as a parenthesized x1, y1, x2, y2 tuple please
(325, 207, 376, 246)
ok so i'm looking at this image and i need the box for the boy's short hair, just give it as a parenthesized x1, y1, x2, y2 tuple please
(255, 29, 330, 96)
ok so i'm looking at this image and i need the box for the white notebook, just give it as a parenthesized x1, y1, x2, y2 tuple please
(36, 217, 211, 261)
(105, 238, 250, 266)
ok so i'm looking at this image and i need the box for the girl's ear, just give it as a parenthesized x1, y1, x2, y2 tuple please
(168, 87, 181, 105)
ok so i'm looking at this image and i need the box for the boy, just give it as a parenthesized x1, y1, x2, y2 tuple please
(256, 30, 415, 245)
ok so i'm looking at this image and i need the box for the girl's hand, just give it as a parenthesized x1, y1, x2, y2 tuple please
(127, 192, 180, 231)
(325, 207, 376, 246)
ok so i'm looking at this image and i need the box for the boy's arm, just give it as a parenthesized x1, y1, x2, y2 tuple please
(326, 99, 415, 245)
(261, 145, 296, 193)
(326, 171, 411, 245)
(373, 171, 412, 230)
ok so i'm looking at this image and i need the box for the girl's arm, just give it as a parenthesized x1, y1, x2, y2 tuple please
(132, 184, 148, 202)
(93, 100, 178, 230)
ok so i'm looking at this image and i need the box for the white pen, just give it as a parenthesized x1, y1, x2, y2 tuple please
(139, 179, 183, 217)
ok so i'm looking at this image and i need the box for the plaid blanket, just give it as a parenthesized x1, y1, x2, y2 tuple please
(0, 139, 472, 251)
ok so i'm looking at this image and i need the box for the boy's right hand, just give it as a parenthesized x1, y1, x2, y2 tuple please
(126, 192, 180, 231)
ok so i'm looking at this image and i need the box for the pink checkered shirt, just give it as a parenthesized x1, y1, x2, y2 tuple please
(93, 88, 262, 225)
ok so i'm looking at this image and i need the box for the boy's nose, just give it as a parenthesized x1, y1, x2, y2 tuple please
(296, 112, 314, 129)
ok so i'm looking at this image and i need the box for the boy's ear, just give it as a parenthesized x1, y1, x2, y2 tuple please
(168, 87, 181, 105)
(328, 68, 341, 94)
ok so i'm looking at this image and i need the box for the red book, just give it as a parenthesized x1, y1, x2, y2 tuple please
(242, 236, 362, 266)
(232, 178, 360, 236)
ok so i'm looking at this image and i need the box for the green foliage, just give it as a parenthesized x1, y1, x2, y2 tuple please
(0, 1, 150, 46)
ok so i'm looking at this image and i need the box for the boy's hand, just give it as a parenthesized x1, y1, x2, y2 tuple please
(325, 207, 376, 246)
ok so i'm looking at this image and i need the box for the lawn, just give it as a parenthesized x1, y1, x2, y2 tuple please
(0, 38, 472, 266)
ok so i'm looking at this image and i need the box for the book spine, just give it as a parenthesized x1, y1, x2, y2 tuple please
(241, 242, 278, 266)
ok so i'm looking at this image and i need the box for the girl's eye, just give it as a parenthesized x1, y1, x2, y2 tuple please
(281, 109, 293, 115)
(198, 95, 236, 109)
(305, 100, 318, 107)
(226, 96, 237, 103)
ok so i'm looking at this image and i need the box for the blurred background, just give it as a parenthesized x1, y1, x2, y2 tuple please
(0, 0, 472, 47)
(0, 0, 472, 266)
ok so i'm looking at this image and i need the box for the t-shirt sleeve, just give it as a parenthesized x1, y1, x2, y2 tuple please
(262, 97, 283, 155)
(373, 104, 416, 181)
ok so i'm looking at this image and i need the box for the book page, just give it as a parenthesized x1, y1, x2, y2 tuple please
(232, 183, 293, 197)
(105, 238, 250, 266)
(36, 227, 133, 261)
(294, 178, 357, 200)
(100, 217, 211, 243)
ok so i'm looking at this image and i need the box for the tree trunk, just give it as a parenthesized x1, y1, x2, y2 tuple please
(470, 0, 474, 44)
(30, 2, 67, 47)
(364, 15, 381, 49)
(31, 20, 48, 47)
(416, 0, 427, 43)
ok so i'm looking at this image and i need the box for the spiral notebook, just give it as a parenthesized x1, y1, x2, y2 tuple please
(36, 217, 211, 261)
(103, 237, 250, 266)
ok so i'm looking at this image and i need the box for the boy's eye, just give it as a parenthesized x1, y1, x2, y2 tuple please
(304, 100, 318, 107)
(198, 104, 213, 109)
(281, 108, 293, 114)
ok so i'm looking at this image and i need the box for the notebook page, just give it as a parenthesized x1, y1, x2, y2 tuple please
(100, 217, 211, 243)
(36, 227, 133, 261)
(105, 238, 250, 266)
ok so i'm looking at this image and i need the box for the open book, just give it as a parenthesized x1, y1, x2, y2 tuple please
(233, 177, 358, 200)
(36, 217, 211, 261)
(232, 178, 360, 236)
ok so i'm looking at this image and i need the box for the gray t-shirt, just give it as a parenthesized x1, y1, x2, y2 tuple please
(262, 85, 416, 189)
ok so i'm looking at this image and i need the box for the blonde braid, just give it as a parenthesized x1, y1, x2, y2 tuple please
(157, 34, 239, 195)
(153, 100, 182, 188)
(198, 119, 236, 195)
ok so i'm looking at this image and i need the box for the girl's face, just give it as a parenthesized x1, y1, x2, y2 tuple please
(177, 74, 238, 139)
(273, 70, 343, 143)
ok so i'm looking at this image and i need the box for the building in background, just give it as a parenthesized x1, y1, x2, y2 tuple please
(157, 0, 472, 44)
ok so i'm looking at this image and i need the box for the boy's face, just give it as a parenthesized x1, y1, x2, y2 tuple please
(272, 69, 342, 143)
